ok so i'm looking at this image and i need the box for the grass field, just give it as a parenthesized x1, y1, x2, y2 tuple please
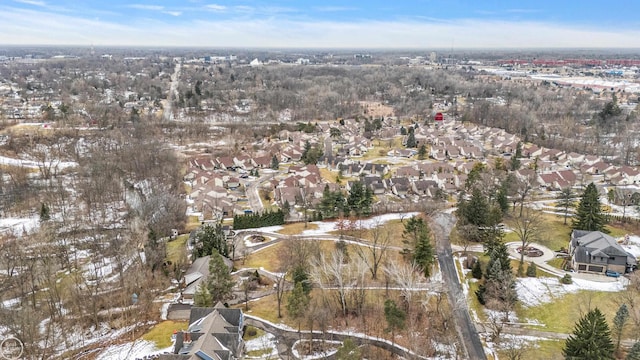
(516, 290, 620, 333)
(142, 320, 188, 348)
(166, 234, 188, 264)
(277, 222, 319, 235)
(496, 339, 564, 360)
(319, 168, 338, 183)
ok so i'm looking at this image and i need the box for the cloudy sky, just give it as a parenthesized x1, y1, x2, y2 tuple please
(1, 0, 640, 48)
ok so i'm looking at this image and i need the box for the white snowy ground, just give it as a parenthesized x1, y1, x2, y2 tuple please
(516, 276, 626, 308)
(0, 216, 39, 235)
(96, 340, 172, 360)
(244, 333, 278, 358)
(621, 235, 640, 258)
(300, 212, 420, 236)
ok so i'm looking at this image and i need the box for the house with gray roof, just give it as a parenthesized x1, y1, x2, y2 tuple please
(159, 303, 244, 360)
(569, 230, 636, 274)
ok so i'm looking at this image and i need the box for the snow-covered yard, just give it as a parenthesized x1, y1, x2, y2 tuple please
(516, 276, 625, 308)
(300, 212, 420, 236)
(96, 340, 172, 360)
(0, 216, 39, 235)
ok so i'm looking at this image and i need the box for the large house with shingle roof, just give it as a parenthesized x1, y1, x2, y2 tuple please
(569, 230, 636, 274)
(159, 303, 244, 360)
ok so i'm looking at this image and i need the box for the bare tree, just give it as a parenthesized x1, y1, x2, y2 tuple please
(355, 220, 391, 280)
(511, 208, 542, 265)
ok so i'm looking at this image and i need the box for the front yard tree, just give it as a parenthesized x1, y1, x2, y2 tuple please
(270, 154, 279, 169)
(510, 142, 522, 171)
(418, 144, 427, 160)
(302, 140, 323, 165)
(207, 252, 234, 303)
(613, 303, 630, 355)
(512, 208, 542, 266)
(563, 308, 614, 360)
(572, 182, 608, 233)
(194, 282, 213, 307)
(406, 130, 417, 148)
(556, 187, 576, 225)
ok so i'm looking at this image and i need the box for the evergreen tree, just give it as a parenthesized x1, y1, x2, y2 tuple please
(347, 181, 372, 216)
(400, 126, 407, 135)
(510, 142, 522, 171)
(572, 182, 608, 233)
(287, 282, 310, 334)
(401, 216, 436, 277)
(563, 308, 614, 360)
(471, 260, 483, 279)
(335, 339, 362, 360)
(270, 155, 279, 170)
(556, 187, 576, 225)
(406, 131, 417, 148)
(418, 144, 427, 160)
(194, 282, 213, 307)
(207, 252, 235, 303)
(613, 304, 630, 354)
(39, 203, 50, 221)
(292, 266, 312, 295)
(460, 187, 490, 227)
(384, 299, 406, 342)
(627, 342, 640, 360)
(526, 262, 537, 277)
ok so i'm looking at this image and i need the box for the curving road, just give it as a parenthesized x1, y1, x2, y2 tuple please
(432, 212, 487, 360)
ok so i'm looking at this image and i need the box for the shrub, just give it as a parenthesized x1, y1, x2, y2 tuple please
(471, 260, 483, 279)
(561, 274, 573, 284)
(526, 263, 537, 277)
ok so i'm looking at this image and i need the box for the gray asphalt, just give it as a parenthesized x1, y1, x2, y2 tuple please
(433, 212, 487, 360)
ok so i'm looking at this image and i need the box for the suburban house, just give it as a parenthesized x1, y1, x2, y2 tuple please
(182, 255, 234, 301)
(159, 304, 244, 360)
(569, 230, 637, 274)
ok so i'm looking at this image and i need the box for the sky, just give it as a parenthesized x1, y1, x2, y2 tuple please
(1, 0, 640, 48)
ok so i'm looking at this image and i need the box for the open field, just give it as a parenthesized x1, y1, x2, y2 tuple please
(166, 234, 188, 264)
(142, 320, 189, 348)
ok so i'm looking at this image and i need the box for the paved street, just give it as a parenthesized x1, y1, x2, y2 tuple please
(433, 212, 487, 360)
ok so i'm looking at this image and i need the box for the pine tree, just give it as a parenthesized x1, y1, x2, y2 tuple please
(270, 155, 279, 170)
(563, 308, 614, 360)
(572, 182, 608, 233)
(194, 281, 213, 307)
(207, 252, 235, 303)
(627, 342, 640, 360)
(613, 304, 630, 354)
(39, 203, 50, 221)
(471, 260, 483, 279)
(526, 262, 537, 277)
(556, 187, 576, 225)
(510, 142, 522, 171)
(406, 131, 417, 148)
(287, 282, 310, 334)
(418, 144, 427, 160)
(335, 339, 362, 360)
(384, 299, 406, 342)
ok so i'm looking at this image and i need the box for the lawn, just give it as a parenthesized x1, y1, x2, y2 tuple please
(503, 210, 631, 253)
(496, 339, 564, 360)
(516, 290, 619, 333)
(277, 222, 319, 235)
(166, 234, 188, 264)
(319, 168, 338, 183)
(237, 241, 284, 271)
(185, 215, 201, 232)
(142, 320, 189, 348)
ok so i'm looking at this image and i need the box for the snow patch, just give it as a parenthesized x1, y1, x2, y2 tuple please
(516, 276, 625, 308)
